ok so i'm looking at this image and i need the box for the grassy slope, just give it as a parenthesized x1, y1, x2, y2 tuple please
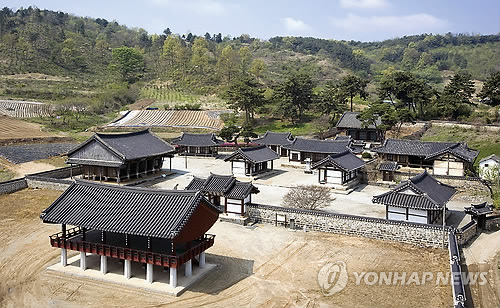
(421, 125, 500, 166)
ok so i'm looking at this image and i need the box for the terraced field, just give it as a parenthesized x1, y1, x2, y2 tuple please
(0, 100, 51, 118)
(108, 110, 226, 129)
(0, 116, 55, 139)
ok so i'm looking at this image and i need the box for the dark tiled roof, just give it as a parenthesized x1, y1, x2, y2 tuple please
(185, 174, 259, 199)
(372, 171, 456, 210)
(41, 180, 220, 239)
(336, 112, 381, 129)
(311, 151, 365, 172)
(282, 137, 351, 154)
(378, 161, 399, 171)
(479, 154, 500, 164)
(372, 139, 478, 163)
(224, 145, 279, 163)
(226, 181, 260, 199)
(68, 130, 175, 162)
(171, 133, 224, 147)
(334, 135, 352, 141)
(464, 202, 494, 216)
(253, 131, 293, 146)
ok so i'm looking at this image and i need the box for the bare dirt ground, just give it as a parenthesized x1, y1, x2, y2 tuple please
(0, 156, 62, 179)
(0, 188, 455, 308)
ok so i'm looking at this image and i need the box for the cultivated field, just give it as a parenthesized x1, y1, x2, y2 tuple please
(108, 110, 226, 129)
(0, 143, 77, 164)
(0, 99, 51, 118)
(0, 116, 56, 139)
(0, 188, 456, 308)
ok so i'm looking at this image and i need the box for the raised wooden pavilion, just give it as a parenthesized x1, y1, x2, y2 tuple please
(311, 150, 365, 186)
(171, 133, 224, 156)
(186, 173, 259, 216)
(372, 171, 456, 224)
(253, 131, 293, 157)
(66, 129, 175, 183)
(224, 145, 280, 176)
(41, 180, 220, 288)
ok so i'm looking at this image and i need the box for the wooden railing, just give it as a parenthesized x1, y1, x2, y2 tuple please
(49, 232, 215, 268)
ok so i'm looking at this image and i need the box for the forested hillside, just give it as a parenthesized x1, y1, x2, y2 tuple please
(0, 6, 499, 134)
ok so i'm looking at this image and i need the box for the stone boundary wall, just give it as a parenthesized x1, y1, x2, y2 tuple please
(25, 176, 72, 191)
(455, 220, 477, 246)
(247, 203, 452, 248)
(29, 166, 82, 179)
(0, 178, 28, 195)
(448, 232, 466, 308)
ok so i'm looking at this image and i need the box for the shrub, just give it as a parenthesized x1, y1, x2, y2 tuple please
(282, 185, 334, 210)
(361, 152, 372, 159)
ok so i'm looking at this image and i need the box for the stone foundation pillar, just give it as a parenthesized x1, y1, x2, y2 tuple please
(80, 252, 87, 270)
(100, 255, 107, 274)
(199, 252, 206, 268)
(61, 248, 67, 267)
(124, 259, 131, 279)
(185, 259, 192, 277)
(146, 263, 153, 284)
(170, 267, 177, 288)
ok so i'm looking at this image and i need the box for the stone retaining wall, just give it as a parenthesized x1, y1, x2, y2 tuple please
(29, 166, 82, 179)
(247, 203, 451, 248)
(455, 220, 477, 246)
(0, 178, 28, 195)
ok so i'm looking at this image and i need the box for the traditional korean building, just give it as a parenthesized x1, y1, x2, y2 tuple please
(41, 180, 220, 288)
(186, 173, 259, 216)
(224, 145, 280, 176)
(171, 133, 224, 156)
(464, 202, 494, 229)
(311, 150, 365, 187)
(253, 131, 293, 157)
(372, 171, 456, 224)
(66, 129, 175, 183)
(336, 111, 383, 142)
(282, 137, 352, 164)
(372, 139, 478, 176)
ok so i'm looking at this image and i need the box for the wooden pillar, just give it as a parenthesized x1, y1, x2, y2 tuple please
(318, 169, 321, 183)
(69, 164, 73, 179)
(249, 162, 253, 177)
(271, 160, 273, 171)
(136, 163, 139, 178)
(100, 167, 102, 182)
(241, 199, 244, 216)
(62, 224, 66, 238)
(117, 167, 121, 184)
(127, 164, 131, 180)
(224, 198, 227, 214)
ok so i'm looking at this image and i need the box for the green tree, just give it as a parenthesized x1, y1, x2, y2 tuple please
(315, 82, 347, 126)
(224, 75, 265, 124)
(109, 46, 144, 83)
(218, 125, 241, 146)
(357, 102, 398, 140)
(162, 35, 181, 68)
(479, 71, 500, 106)
(217, 45, 238, 83)
(273, 72, 314, 124)
(434, 72, 475, 119)
(338, 74, 368, 112)
(249, 58, 266, 78)
(190, 37, 209, 73)
(239, 46, 251, 73)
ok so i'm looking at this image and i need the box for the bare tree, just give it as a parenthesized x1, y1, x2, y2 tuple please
(282, 185, 334, 210)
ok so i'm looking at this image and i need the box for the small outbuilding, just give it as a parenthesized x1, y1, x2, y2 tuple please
(253, 131, 293, 157)
(372, 171, 456, 225)
(336, 111, 383, 142)
(66, 129, 175, 183)
(41, 180, 220, 289)
(171, 133, 224, 156)
(311, 150, 365, 187)
(478, 154, 500, 180)
(224, 145, 280, 176)
(464, 202, 494, 229)
(282, 137, 351, 164)
(186, 173, 259, 216)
